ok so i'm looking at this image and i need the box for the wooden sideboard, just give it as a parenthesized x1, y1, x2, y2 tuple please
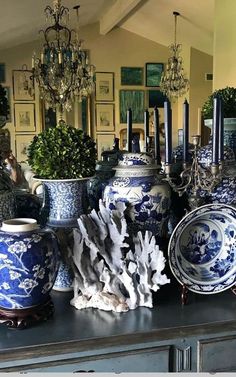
(1, 283, 236, 373)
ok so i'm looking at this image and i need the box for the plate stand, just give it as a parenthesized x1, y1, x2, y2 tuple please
(231, 285, 236, 296)
(181, 284, 188, 305)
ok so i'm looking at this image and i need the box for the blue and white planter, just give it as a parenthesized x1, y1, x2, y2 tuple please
(0, 218, 59, 310)
(204, 118, 236, 157)
(103, 153, 171, 238)
(38, 178, 89, 228)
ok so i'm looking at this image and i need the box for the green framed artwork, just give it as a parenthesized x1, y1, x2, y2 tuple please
(148, 90, 167, 108)
(119, 90, 145, 123)
(146, 63, 164, 87)
(121, 67, 143, 85)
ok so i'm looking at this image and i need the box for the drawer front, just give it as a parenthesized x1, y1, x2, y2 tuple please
(198, 335, 236, 372)
(0, 346, 171, 373)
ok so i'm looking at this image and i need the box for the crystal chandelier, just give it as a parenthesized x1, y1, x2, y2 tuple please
(160, 11, 189, 100)
(32, 0, 95, 113)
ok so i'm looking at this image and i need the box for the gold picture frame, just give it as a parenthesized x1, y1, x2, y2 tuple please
(12, 69, 35, 101)
(15, 134, 35, 162)
(14, 103, 36, 132)
(95, 72, 114, 102)
(96, 103, 115, 132)
(96, 133, 115, 159)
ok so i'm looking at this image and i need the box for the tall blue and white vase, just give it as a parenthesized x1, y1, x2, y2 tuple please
(34, 178, 89, 292)
(0, 218, 59, 328)
(103, 153, 171, 240)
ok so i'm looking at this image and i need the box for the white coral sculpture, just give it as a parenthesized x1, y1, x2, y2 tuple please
(70, 200, 170, 313)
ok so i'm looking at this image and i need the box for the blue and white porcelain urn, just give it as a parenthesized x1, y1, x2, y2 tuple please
(0, 218, 59, 328)
(103, 153, 171, 238)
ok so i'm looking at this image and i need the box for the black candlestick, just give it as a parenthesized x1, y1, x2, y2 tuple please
(127, 108, 132, 152)
(153, 106, 161, 165)
(183, 99, 189, 163)
(164, 100, 172, 164)
(212, 96, 220, 165)
(144, 109, 149, 152)
(218, 98, 224, 162)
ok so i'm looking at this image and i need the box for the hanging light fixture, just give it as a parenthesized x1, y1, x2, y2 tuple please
(32, 0, 95, 114)
(160, 11, 189, 100)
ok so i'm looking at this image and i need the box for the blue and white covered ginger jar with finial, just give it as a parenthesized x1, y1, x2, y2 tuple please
(103, 153, 171, 239)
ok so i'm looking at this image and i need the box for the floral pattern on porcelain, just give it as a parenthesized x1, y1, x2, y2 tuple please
(118, 153, 153, 166)
(169, 204, 236, 294)
(42, 178, 88, 227)
(0, 228, 59, 309)
(197, 144, 235, 167)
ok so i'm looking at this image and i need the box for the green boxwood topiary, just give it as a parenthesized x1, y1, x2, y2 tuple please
(27, 121, 97, 180)
(202, 86, 236, 120)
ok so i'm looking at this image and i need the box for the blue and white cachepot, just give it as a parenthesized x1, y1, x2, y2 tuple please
(103, 153, 171, 238)
(0, 218, 59, 310)
(38, 178, 89, 228)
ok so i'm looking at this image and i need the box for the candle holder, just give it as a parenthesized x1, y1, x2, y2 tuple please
(164, 135, 222, 210)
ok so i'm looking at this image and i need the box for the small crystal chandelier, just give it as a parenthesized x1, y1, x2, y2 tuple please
(160, 11, 189, 100)
(32, 0, 95, 114)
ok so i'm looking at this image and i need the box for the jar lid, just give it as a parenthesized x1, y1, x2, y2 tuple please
(1, 218, 39, 232)
(118, 153, 154, 166)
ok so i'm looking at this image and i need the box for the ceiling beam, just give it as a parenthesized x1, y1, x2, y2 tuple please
(100, 0, 144, 35)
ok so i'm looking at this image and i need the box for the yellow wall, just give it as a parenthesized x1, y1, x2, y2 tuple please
(0, 22, 212, 158)
(189, 47, 213, 138)
(214, 0, 236, 89)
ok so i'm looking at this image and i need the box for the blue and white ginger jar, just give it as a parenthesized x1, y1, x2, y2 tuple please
(0, 218, 59, 310)
(103, 153, 171, 238)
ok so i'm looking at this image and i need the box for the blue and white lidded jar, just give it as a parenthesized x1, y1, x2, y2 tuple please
(103, 153, 171, 238)
(0, 218, 59, 328)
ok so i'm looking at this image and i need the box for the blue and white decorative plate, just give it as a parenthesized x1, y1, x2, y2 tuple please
(168, 204, 236, 294)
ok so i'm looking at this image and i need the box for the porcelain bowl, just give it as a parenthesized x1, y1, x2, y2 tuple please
(168, 204, 236, 294)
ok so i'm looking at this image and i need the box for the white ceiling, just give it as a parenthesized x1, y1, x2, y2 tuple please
(0, 0, 214, 55)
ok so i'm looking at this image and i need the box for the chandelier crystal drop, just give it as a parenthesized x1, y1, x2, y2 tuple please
(160, 11, 189, 100)
(32, 0, 95, 113)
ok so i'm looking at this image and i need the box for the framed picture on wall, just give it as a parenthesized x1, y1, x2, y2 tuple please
(12, 69, 35, 101)
(96, 103, 115, 132)
(0, 63, 6, 83)
(95, 72, 114, 101)
(121, 67, 143, 85)
(14, 103, 36, 132)
(145, 63, 164, 87)
(15, 133, 35, 162)
(96, 133, 115, 159)
(119, 90, 145, 123)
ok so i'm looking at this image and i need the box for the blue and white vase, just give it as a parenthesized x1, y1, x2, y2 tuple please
(103, 153, 171, 238)
(0, 218, 59, 311)
(38, 178, 89, 228)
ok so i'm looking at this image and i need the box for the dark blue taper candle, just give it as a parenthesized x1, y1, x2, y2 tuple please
(218, 98, 224, 162)
(212, 96, 220, 165)
(154, 106, 161, 164)
(164, 100, 172, 164)
(183, 99, 189, 163)
(144, 109, 149, 152)
(127, 108, 132, 152)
